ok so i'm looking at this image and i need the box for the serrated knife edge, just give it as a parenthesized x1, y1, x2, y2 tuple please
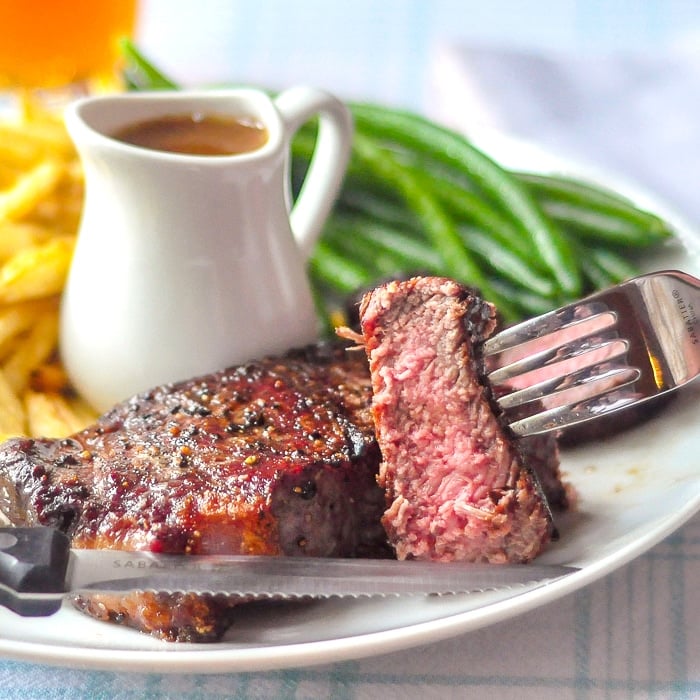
(65, 551, 578, 598)
(0, 527, 579, 616)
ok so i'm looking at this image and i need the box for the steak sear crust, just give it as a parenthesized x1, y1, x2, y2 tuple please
(358, 277, 555, 564)
(0, 278, 567, 640)
(0, 342, 390, 641)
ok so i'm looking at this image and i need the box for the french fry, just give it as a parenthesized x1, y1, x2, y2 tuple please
(66, 393, 99, 427)
(0, 299, 57, 361)
(0, 236, 74, 303)
(5, 119, 74, 159)
(0, 127, 46, 168)
(0, 162, 21, 189)
(0, 104, 90, 440)
(2, 310, 59, 394)
(0, 368, 27, 437)
(28, 197, 81, 233)
(0, 111, 72, 152)
(24, 389, 95, 438)
(0, 221, 53, 260)
(0, 159, 64, 221)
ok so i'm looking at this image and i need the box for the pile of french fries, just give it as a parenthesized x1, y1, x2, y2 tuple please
(0, 103, 98, 440)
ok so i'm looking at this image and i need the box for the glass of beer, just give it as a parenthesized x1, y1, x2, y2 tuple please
(0, 0, 138, 106)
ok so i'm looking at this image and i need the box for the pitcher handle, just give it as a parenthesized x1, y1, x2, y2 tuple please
(274, 86, 353, 260)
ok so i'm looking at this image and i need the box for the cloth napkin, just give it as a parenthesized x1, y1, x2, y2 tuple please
(427, 39, 700, 227)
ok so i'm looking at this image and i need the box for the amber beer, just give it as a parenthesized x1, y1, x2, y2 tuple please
(0, 0, 137, 89)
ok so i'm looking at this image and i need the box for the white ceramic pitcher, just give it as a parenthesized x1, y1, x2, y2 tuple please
(61, 86, 353, 411)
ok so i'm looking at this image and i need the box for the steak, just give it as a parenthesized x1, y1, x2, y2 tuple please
(0, 342, 390, 641)
(356, 277, 556, 563)
(0, 278, 567, 641)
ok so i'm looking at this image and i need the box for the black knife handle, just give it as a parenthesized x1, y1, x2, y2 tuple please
(0, 526, 70, 616)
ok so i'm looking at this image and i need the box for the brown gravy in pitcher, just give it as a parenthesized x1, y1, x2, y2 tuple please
(113, 113, 268, 156)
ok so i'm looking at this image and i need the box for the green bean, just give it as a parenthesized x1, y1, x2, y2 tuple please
(460, 227, 559, 299)
(517, 170, 656, 213)
(335, 165, 558, 300)
(351, 133, 519, 321)
(580, 258, 616, 290)
(487, 279, 558, 317)
(300, 124, 663, 254)
(538, 200, 671, 247)
(329, 154, 567, 303)
(300, 120, 540, 316)
(323, 221, 409, 278)
(337, 185, 421, 234)
(297, 111, 647, 291)
(580, 246, 640, 289)
(329, 214, 443, 272)
(403, 162, 538, 263)
(315, 126, 561, 316)
(351, 135, 480, 281)
(309, 240, 375, 294)
(340, 153, 571, 295)
(350, 103, 582, 297)
(516, 171, 673, 242)
(120, 38, 179, 90)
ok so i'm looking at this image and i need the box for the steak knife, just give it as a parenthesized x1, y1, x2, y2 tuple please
(0, 526, 578, 616)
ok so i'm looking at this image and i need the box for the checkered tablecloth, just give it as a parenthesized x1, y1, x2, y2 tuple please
(2, 1, 700, 697)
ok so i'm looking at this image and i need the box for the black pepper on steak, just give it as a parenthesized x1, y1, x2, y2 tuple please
(0, 342, 391, 641)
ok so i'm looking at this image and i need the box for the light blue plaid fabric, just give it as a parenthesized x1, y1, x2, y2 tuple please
(2, 1, 700, 698)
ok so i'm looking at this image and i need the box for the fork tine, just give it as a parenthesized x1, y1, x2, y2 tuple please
(507, 384, 644, 436)
(485, 270, 700, 436)
(497, 364, 641, 412)
(487, 325, 626, 386)
(481, 299, 612, 357)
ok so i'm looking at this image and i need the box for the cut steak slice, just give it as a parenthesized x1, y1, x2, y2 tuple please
(357, 276, 556, 563)
(0, 342, 390, 641)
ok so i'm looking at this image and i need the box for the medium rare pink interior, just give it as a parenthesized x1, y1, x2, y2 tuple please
(361, 277, 554, 563)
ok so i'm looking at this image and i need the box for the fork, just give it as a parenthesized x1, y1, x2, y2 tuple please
(481, 269, 700, 437)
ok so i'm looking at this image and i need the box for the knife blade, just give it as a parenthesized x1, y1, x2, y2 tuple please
(0, 526, 578, 616)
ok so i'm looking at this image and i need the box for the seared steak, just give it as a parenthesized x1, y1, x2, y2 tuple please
(0, 343, 390, 641)
(0, 278, 567, 641)
(357, 277, 555, 563)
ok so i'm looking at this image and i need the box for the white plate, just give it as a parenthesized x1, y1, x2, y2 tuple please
(1, 131, 699, 674)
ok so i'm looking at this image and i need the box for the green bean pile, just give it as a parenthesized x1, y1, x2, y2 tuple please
(299, 106, 673, 327)
(122, 41, 673, 328)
